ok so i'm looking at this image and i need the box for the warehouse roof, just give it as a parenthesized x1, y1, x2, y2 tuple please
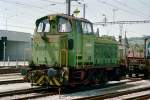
(0, 30, 31, 42)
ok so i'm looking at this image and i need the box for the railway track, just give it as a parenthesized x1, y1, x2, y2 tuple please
(0, 87, 48, 98)
(19, 78, 144, 100)
(20, 79, 144, 99)
(125, 93, 150, 100)
(73, 85, 150, 100)
(63, 78, 142, 94)
(0, 73, 24, 85)
(0, 79, 24, 85)
(11, 92, 57, 100)
(0, 86, 58, 100)
(0, 78, 143, 100)
(0, 68, 20, 74)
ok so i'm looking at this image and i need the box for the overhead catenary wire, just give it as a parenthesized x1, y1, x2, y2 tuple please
(41, 0, 83, 7)
(0, 23, 34, 30)
(0, 0, 149, 37)
(0, 0, 58, 13)
(137, 0, 150, 8)
(0, 0, 59, 28)
(113, 0, 149, 17)
(102, 25, 144, 36)
(40, 0, 65, 5)
(0, 18, 33, 26)
(94, 20, 150, 25)
(0, 10, 36, 27)
(0, 8, 41, 20)
(97, 0, 147, 18)
(0, 0, 83, 19)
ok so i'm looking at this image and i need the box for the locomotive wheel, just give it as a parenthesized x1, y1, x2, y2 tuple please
(128, 69, 133, 77)
(135, 73, 139, 78)
(144, 74, 148, 79)
(114, 68, 121, 81)
(100, 71, 108, 84)
(144, 71, 149, 79)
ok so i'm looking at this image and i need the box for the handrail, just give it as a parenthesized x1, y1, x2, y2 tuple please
(76, 49, 78, 68)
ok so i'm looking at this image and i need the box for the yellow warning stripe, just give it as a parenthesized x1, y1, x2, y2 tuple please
(49, 80, 53, 85)
(45, 76, 54, 85)
(64, 75, 68, 80)
(36, 75, 44, 84)
(45, 76, 49, 81)
(34, 74, 62, 86)
(45, 76, 60, 86)
(52, 77, 60, 86)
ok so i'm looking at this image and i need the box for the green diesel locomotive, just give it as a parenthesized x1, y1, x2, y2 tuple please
(27, 14, 126, 87)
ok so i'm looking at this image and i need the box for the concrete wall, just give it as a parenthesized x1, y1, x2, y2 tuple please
(6, 41, 31, 61)
(0, 30, 31, 42)
(0, 30, 32, 61)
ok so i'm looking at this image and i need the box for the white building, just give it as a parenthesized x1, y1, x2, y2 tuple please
(0, 30, 32, 61)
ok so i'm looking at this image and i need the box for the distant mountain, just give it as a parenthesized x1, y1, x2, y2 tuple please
(126, 37, 144, 52)
(127, 37, 144, 45)
(123, 37, 144, 52)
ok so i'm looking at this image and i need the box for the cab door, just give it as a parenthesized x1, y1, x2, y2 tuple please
(75, 20, 83, 66)
(81, 22, 95, 65)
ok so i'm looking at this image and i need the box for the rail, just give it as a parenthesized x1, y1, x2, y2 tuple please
(0, 87, 47, 97)
(0, 61, 28, 67)
(74, 85, 150, 100)
(125, 93, 150, 100)
(0, 78, 142, 100)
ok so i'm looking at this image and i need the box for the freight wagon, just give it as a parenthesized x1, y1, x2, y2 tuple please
(127, 37, 150, 78)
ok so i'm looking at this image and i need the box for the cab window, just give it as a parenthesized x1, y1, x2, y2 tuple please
(76, 21, 81, 33)
(81, 22, 93, 34)
(37, 19, 50, 32)
(58, 17, 72, 32)
(37, 22, 43, 32)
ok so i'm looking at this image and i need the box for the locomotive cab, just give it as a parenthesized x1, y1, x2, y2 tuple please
(32, 14, 94, 68)
(32, 15, 72, 68)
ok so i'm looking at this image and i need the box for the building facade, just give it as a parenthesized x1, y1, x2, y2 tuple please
(0, 30, 32, 61)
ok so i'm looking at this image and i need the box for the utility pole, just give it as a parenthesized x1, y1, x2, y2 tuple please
(77, 2, 86, 18)
(66, 0, 85, 16)
(3, 9, 7, 66)
(83, 3, 86, 18)
(119, 24, 123, 44)
(66, 0, 71, 15)
(124, 31, 128, 67)
(3, 42, 6, 66)
(102, 14, 107, 26)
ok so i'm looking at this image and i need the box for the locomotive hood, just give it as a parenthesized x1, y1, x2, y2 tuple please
(32, 34, 67, 67)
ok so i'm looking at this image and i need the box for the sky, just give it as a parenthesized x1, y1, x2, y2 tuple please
(0, 0, 150, 38)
